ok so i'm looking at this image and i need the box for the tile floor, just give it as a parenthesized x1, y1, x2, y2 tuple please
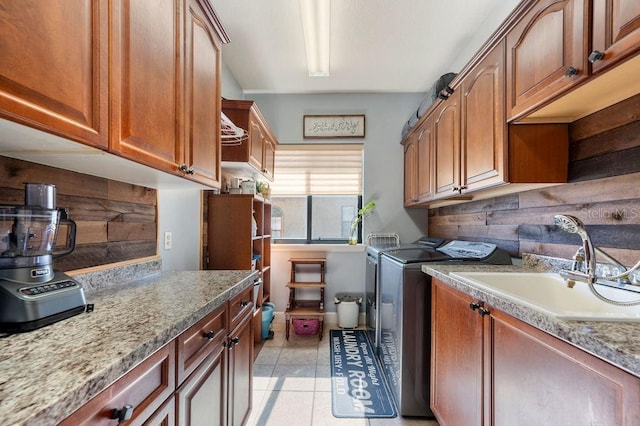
(247, 322, 439, 426)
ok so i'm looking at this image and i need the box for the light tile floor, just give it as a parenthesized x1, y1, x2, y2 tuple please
(247, 322, 439, 426)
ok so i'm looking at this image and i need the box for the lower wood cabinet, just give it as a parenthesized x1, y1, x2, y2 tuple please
(61, 285, 254, 426)
(431, 278, 640, 426)
(228, 309, 253, 426)
(175, 286, 253, 426)
(59, 341, 176, 426)
(145, 398, 176, 426)
(431, 280, 484, 426)
(176, 344, 227, 426)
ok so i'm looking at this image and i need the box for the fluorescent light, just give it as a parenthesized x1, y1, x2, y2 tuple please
(300, 0, 330, 77)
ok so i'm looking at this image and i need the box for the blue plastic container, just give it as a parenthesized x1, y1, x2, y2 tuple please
(261, 304, 274, 339)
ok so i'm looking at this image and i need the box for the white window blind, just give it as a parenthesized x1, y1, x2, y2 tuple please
(272, 144, 363, 195)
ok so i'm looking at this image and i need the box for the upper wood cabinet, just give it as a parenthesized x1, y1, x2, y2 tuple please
(461, 41, 507, 192)
(110, 0, 224, 187)
(222, 99, 279, 181)
(404, 116, 435, 207)
(432, 91, 461, 199)
(262, 138, 276, 181)
(0, 1, 108, 149)
(506, 0, 590, 120)
(591, 0, 640, 74)
(109, 0, 183, 174)
(416, 122, 435, 203)
(403, 129, 419, 205)
(402, 40, 569, 207)
(183, 0, 224, 186)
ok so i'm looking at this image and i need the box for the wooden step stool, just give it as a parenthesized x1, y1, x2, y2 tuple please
(285, 258, 326, 340)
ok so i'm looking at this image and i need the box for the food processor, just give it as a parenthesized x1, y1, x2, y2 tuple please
(0, 183, 86, 332)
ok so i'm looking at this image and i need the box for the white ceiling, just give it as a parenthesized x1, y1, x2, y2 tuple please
(212, 0, 520, 94)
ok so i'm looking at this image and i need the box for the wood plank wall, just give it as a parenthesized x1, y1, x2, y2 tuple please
(0, 157, 157, 271)
(428, 94, 640, 265)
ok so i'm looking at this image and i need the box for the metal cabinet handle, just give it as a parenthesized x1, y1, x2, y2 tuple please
(179, 164, 195, 175)
(469, 302, 481, 311)
(478, 307, 491, 317)
(588, 50, 605, 63)
(203, 330, 216, 340)
(226, 336, 240, 349)
(564, 67, 579, 77)
(240, 300, 251, 307)
(110, 404, 134, 423)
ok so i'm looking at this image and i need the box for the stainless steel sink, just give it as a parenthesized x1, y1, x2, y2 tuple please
(449, 272, 640, 321)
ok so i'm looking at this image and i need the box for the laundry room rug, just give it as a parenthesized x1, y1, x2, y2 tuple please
(329, 329, 397, 418)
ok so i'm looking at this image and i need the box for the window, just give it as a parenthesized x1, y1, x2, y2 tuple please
(271, 144, 363, 244)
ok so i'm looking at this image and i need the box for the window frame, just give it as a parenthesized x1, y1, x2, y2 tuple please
(272, 195, 363, 244)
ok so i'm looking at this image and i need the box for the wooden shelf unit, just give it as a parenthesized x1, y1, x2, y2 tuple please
(285, 258, 326, 340)
(207, 193, 271, 344)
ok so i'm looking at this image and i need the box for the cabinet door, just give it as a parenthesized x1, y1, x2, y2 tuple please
(143, 398, 175, 426)
(506, 0, 589, 120)
(183, 0, 222, 187)
(176, 344, 227, 426)
(248, 115, 264, 172)
(592, 0, 640, 73)
(0, 0, 108, 149)
(110, 0, 182, 173)
(262, 138, 276, 180)
(431, 280, 484, 426)
(228, 315, 253, 426)
(403, 136, 418, 206)
(491, 310, 640, 426)
(416, 120, 434, 202)
(461, 41, 507, 192)
(433, 92, 461, 199)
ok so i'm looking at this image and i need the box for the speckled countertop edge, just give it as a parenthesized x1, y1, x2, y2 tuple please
(0, 267, 258, 426)
(423, 258, 640, 379)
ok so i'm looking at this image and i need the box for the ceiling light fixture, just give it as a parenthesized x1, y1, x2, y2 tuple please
(300, 0, 330, 77)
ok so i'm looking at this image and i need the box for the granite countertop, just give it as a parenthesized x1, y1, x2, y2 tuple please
(423, 263, 640, 378)
(0, 265, 257, 426)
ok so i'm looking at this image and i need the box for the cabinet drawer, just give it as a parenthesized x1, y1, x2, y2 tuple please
(60, 341, 175, 426)
(176, 303, 227, 385)
(229, 285, 254, 331)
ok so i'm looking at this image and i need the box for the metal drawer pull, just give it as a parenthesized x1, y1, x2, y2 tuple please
(203, 330, 216, 340)
(240, 300, 251, 307)
(110, 404, 134, 423)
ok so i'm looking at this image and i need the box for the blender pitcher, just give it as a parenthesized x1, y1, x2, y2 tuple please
(0, 184, 76, 258)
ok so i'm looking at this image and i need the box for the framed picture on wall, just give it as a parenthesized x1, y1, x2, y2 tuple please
(303, 115, 365, 138)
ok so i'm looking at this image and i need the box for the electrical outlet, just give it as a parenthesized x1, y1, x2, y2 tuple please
(164, 231, 172, 250)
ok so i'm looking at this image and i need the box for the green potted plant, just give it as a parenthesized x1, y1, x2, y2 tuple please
(349, 201, 376, 245)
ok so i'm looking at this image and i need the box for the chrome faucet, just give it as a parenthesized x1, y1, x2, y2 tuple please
(554, 214, 631, 286)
